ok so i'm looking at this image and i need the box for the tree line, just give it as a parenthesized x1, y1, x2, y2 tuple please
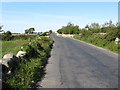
(57, 20, 119, 34)
(57, 20, 120, 41)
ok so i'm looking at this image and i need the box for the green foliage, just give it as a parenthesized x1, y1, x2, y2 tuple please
(1, 34, 36, 41)
(89, 23, 100, 29)
(2, 39, 29, 57)
(5, 31, 12, 36)
(80, 30, 92, 37)
(41, 42, 51, 53)
(89, 28, 101, 33)
(74, 33, 119, 54)
(57, 21, 119, 53)
(0, 25, 3, 30)
(104, 27, 120, 41)
(6, 58, 43, 88)
(73, 20, 120, 54)
(5, 36, 54, 88)
(41, 32, 50, 36)
(49, 30, 52, 34)
(57, 22, 80, 34)
(57, 29, 62, 34)
(13, 35, 36, 40)
(25, 29, 29, 34)
(2, 31, 12, 41)
(25, 27, 35, 34)
(0, 25, 4, 32)
(100, 27, 109, 33)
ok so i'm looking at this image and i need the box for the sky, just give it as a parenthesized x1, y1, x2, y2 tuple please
(1, 2, 118, 33)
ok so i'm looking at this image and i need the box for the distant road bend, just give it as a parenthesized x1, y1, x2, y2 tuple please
(36, 34, 118, 88)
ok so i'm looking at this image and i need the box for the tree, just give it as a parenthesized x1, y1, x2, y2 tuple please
(57, 29, 62, 34)
(25, 28, 35, 34)
(109, 20, 112, 26)
(49, 30, 52, 34)
(0, 25, 4, 32)
(85, 24, 89, 29)
(57, 22, 79, 34)
(3, 31, 12, 41)
(5, 31, 12, 36)
(89, 23, 100, 29)
(67, 22, 74, 27)
(105, 27, 119, 41)
(0, 25, 3, 30)
(29, 28, 35, 34)
(80, 29, 92, 37)
(73, 25, 79, 34)
(89, 23, 100, 33)
(25, 29, 29, 34)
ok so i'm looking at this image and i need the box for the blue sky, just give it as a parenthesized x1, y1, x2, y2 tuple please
(1, 2, 118, 33)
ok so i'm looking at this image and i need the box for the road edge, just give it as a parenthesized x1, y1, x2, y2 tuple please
(71, 38, 119, 56)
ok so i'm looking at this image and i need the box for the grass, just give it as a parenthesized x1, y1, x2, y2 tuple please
(1, 39, 29, 58)
(74, 35, 119, 54)
(3, 36, 54, 88)
(58, 35, 62, 37)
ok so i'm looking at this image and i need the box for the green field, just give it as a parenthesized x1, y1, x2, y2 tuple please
(1, 39, 29, 58)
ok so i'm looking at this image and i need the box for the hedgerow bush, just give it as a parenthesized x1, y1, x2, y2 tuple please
(74, 34, 119, 54)
(2, 31, 13, 41)
(5, 36, 54, 88)
(12, 35, 36, 40)
(1, 33, 36, 41)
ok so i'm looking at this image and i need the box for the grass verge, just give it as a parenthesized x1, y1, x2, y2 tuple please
(2, 36, 54, 89)
(73, 35, 119, 54)
(1, 39, 29, 57)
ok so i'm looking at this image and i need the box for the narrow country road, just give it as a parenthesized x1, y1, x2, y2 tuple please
(36, 34, 118, 88)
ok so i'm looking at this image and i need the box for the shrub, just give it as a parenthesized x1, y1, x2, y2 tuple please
(12, 35, 36, 40)
(104, 27, 119, 41)
(5, 36, 54, 88)
(2, 31, 12, 41)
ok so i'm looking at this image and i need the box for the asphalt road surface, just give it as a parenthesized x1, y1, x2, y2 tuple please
(36, 34, 118, 88)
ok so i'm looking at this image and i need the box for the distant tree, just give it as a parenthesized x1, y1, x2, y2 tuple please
(3, 31, 12, 41)
(108, 20, 114, 27)
(5, 31, 12, 36)
(49, 30, 52, 34)
(116, 22, 119, 27)
(57, 29, 62, 34)
(89, 23, 100, 29)
(0, 25, 3, 30)
(57, 22, 79, 34)
(101, 20, 117, 33)
(105, 27, 119, 41)
(102, 20, 115, 28)
(29, 28, 35, 34)
(72, 25, 79, 34)
(85, 24, 89, 29)
(25, 29, 29, 34)
(25, 28, 35, 34)
(67, 22, 74, 27)
(0, 25, 4, 32)
(102, 22, 109, 27)
(89, 23, 100, 33)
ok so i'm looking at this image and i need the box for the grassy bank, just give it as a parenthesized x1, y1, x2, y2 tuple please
(2, 35, 54, 88)
(74, 34, 119, 54)
(2, 39, 29, 57)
